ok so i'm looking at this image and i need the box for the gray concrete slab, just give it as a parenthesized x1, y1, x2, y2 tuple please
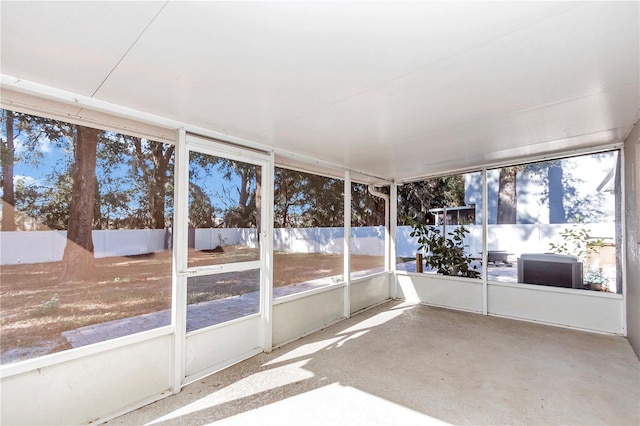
(108, 300, 640, 425)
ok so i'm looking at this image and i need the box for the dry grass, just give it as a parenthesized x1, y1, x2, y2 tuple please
(0, 247, 382, 362)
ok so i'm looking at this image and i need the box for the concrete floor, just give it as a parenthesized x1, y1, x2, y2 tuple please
(109, 301, 640, 425)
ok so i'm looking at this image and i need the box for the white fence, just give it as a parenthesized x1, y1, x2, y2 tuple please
(0, 229, 167, 265)
(397, 223, 615, 259)
(272, 226, 385, 256)
(194, 228, 258, 251)
(0, 223, 615, 266)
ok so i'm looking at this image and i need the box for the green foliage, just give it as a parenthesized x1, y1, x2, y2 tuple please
(274, 170, 387, 228)
(584, 268, 609, 286)
(3, 108, 177, 231)
(351, 183, 385, 227)
(274, 168, 344, 227)
(189, 182, 216, 228)
(274, 168, 307, 227)
(190, 155, 259, 228)
(398, 175, 466, 225)
(548, 222, 604, 264)
(405, 216, 480, 279)
(30, 294, 60, 317)
(301, 174, 344, 227)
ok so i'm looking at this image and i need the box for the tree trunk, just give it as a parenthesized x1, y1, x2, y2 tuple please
(149, 176, 166, 229)
(282, 201, 290, 227)
(60, 126, 99, 282)
(134, 140, 173, 229)
(548, 164, 565, 223)
(497, 167, 517, 224)
(2, 110, 16, 231)
(149, 144, 173, 229)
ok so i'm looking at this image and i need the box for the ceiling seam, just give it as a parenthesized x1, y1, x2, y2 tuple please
(89, 1, 170, 99)
(255, 1, 591, 138)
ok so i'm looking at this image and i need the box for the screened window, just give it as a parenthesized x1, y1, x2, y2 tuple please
(483, 151, 621, 292)
(397, 172, 483, 279)
(272, 167, 345, 297)
(0, 109, 174, 364)
(350, 183, 386, 278)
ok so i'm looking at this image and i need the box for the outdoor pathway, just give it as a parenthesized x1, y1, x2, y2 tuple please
(64, 264, 516, 348)
(62, 275, 345, 348)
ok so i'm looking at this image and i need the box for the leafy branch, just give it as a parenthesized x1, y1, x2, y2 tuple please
(405, 216, 480, 279)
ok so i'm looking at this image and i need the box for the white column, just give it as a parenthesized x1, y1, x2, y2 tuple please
(390, 182, 398, 299)
(171, 128, 188, 393)
(261, 153, 275, 353)
(344, 171, 351, 318)
(482, 168, 488, 316)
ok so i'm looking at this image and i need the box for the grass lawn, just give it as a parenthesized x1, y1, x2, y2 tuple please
(0, 246, 383, 363)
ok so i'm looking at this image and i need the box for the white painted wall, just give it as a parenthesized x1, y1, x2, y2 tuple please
(488, 282, 624, 334)
(350, 273, 391, 314)
(395, 272, 483, 313)
(0, 331, 172, 425)
(185, 316, 261, 382)
(394, 271, 624, 334)
(271, 273, 392, 348)
(272, 286, 345, 348)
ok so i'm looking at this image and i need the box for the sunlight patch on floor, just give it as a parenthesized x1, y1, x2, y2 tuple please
(147, 360, 315, 425)
(211, 383, 450, 426)
(337, 303, 415, 335)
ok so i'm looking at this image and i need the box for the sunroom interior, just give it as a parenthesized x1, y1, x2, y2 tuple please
(0, 1, 639, 425)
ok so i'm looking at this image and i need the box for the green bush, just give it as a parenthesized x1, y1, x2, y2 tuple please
(406, 216, 480, 279)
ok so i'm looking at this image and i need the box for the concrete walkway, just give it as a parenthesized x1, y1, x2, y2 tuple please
(62, 275, 344, 348)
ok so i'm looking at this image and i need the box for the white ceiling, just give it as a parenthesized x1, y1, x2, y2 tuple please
(1, 1, 638, 181)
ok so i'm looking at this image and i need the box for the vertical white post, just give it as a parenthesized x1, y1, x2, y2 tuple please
(171, 128, 188, 393)
(390, 182, 398, 299)
(482, 169, 488, 316)
(383, 196, 390, 272)
(619, 148, 627, 335)
(344, 171, 351, 319)
(261, 153, 275, 353)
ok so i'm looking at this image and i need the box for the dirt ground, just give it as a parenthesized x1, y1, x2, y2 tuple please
(0, 246, 383, 363)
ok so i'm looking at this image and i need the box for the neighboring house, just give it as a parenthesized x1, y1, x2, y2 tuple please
(464, 153, 618, 225)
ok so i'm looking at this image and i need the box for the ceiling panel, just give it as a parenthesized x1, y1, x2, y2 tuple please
(353, 87, 637, 180)
(263, 2, 638, 174)
(94, 1, 586, 138)
(1, 1, 638, 181)
(0, 1, 165, 96)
